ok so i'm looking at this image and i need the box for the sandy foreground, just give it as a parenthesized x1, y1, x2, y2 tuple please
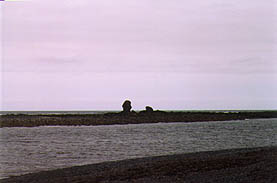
(1, 146, 276, 183)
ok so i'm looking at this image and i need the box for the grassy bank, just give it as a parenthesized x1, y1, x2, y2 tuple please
(0, 111, 277, 127)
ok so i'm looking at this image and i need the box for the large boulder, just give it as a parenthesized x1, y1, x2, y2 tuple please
(122, 100, 132, 113)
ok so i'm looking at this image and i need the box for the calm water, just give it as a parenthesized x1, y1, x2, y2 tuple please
(0, 119, 276, 179)
(1, 110, 274, 115)
(0, 111, 115, 115)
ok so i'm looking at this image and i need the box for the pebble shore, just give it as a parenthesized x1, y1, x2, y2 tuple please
(1, 146, 277, 183)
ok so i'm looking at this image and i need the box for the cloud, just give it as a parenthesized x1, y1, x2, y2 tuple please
(2, 0, 277, 110)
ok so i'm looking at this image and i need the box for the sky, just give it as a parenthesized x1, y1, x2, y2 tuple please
(0, 0, 277, 111)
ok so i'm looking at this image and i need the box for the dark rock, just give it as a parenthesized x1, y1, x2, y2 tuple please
(122, 100, 132, 113)
(145, 106, 154, 112)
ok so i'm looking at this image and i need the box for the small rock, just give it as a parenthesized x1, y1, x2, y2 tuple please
(145, 106, 154, 112)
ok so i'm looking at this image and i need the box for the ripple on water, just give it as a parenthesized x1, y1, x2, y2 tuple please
(0, 118, 276, 179)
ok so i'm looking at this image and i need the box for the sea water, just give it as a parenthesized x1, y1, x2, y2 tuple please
(0, 111, 115, 115)
(0, 110, 274, 115)
(0, 118, 276, 179)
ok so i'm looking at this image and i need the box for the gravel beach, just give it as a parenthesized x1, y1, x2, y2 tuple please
(1, 146, 276, 183)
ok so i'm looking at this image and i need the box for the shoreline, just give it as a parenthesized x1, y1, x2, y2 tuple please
(1, 146, 277, 183)
(1, 111, 277, 128)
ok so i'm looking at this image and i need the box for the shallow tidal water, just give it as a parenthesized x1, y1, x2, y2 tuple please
(0, 118, 276, 179)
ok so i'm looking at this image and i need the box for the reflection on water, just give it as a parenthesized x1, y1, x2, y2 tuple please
(0, 119, 276, 179)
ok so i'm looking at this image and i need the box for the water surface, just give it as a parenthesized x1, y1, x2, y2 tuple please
(0, 119, 276, 179)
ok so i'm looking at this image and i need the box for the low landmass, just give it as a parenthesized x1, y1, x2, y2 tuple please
(1, 146, 277, 183)
(0, 110, 277, 127)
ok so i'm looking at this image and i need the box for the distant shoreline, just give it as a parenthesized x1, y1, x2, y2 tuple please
(1, 109, 276, 115)
(1, 111, 276, 128)
(2, 146, 277, 183)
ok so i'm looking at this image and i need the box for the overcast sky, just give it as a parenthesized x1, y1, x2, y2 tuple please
(1, 0, 277, 111)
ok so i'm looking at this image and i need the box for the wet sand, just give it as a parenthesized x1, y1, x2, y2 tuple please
(1, 111, 277, 127)
(1, 146, 277, 183)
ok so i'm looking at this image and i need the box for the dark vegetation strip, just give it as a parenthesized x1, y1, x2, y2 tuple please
(0, 111, 277, 127)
